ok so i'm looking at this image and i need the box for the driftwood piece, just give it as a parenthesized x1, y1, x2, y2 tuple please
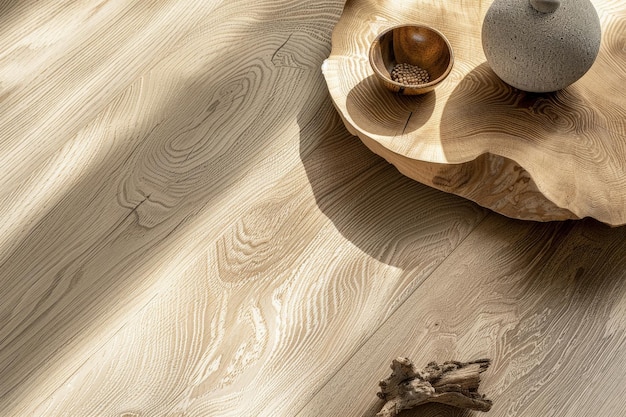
(376, 358, 492, 417)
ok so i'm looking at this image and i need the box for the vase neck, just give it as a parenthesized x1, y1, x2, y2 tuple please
(530, 0, 561, 13)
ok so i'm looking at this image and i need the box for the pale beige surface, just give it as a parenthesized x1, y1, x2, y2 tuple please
(1, 1, 626, 417)
(323, 0, 626, 225)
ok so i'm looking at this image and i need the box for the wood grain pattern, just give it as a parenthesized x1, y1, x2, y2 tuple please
(0, 1, 488, 416)
(18, 106, 487, 417)
(298, 215, 626, 417)
(2, 1, 626, 417)
(323, 0, 626, 225)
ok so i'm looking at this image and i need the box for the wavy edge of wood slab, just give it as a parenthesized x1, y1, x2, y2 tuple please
(354, 129, 580, 223)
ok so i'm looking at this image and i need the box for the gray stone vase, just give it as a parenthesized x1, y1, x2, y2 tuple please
(482, 0, 601, 93)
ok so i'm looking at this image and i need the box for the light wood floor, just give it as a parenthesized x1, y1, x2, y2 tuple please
(1, 1, 625, 416)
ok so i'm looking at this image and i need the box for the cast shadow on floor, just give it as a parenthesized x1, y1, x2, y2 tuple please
(298, 89, 486, 271)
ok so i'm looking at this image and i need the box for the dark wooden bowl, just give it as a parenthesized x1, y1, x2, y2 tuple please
(369, 24, 454, 95)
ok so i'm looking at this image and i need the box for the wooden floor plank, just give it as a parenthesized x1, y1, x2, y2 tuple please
(0, 1, 489, 416)
(0, 0, 345, 413)
(298, 215, 626, 417)
(23, 87, 487, 417)
(4, 2, 625, 417)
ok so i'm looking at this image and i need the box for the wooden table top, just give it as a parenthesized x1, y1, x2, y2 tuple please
(323, 0, 626, 225)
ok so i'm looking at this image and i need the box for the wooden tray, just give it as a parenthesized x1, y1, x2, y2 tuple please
(323, 0, 626, 225)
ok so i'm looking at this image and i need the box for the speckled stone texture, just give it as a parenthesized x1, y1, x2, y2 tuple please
(482, 0, 601, 92)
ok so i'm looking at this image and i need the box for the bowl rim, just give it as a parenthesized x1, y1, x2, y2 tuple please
(368, 23, 455, 89)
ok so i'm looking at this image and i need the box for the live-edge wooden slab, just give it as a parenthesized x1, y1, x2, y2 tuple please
(323, 0, 626, 225)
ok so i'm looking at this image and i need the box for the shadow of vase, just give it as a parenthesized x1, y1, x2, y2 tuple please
(434, 62, 611, 222)
(439, 62, 598, 161)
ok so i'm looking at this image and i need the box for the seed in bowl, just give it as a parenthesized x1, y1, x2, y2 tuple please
(390, 63, 430, 85)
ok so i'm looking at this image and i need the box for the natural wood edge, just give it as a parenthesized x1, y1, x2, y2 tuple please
(351, 127, 583, 224)
(322, 62, 585, 224)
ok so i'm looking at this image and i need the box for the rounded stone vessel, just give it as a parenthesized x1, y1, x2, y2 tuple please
(482, 0, 601, 93)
